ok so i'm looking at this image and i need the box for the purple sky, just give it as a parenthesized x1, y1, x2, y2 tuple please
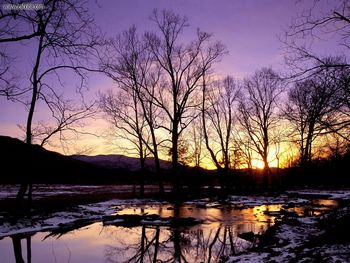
(0, 0, 340, 154)
(90, 0, 304, 76)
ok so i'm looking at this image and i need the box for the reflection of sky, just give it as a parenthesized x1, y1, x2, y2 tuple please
(0, 0, 341, 155)
(114, 203, 277, 234)
(0, 206, 273, 262)
(0, 199, 338, 262)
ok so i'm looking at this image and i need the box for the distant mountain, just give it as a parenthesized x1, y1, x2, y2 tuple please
(0, 136, 122, 184)
(72, 154, 171, 171)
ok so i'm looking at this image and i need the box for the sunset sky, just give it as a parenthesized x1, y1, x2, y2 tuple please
(0, 0, 340, 164)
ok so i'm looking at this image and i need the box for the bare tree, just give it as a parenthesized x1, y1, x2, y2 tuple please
(233, 131, 255, 170)
(17, 95, 96, 150)
(0, 51, 23, 99)
(238, 68, 284, 189)
(187, 117, 205, 169)
(320, 63, 350, 141)
(101, 26, 165, 194)
(100, 89, 148, 196)
(284, 69, 344, 166)
(0, 1, 41, 98)
(283, 0, 350, 78)
(0, 0, 103, 205)
(202, 76, 240, 192)
(145, 9, 226, 193)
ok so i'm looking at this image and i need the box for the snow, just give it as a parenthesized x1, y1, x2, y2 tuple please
(226, 195, 310, 208)
(226, 204, 350, 263)
(287, 189, 350, 200)
(226, 252, 270, 263)
(139, 219, 171, 226)
(0, 198, 162, 239)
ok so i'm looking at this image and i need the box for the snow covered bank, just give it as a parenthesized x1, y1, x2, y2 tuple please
(226, 204, 350, 263)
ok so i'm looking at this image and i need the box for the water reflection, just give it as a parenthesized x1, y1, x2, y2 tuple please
(115, 203, 276, 234)
(10, 234, 32, 263)
(103, 224, 254, 262)
(0, 200, 339, 263)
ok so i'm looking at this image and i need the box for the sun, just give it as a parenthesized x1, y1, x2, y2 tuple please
(251, 157, 279, 169)
(251, 159, 265, 169)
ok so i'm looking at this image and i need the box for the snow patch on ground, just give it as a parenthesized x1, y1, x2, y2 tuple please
(0, 199, 161, 239)
(226, 204, 350, 263)
(287, 189, 350, 200)
(226, 195, 310, 207)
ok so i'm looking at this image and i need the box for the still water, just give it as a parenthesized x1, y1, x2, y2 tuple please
(0, 200, 338, 263)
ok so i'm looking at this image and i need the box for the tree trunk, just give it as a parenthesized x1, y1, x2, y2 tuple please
(12, 236, 25, 263)
(263, 158, 270, 191)
(217, 166, 228, 198)
(153, 227, 160, 263)
(154, 152, 164, 196)
(140, 225, 145, 263)
(171, 122, 180, 195)
(26, 236, 32, 263)
(17, 29, 44, 208)
(139, 155, 145, 197)
(173, 204, 181, 262)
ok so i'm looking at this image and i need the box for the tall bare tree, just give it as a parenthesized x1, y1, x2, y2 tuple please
(0, 0, 103, 205)
(100, 89, 149, 196)
(284, 69, 345, 166)
(145, 9, 226, 192)
(202, 75, 240, 192)
(238, 68, 284, 189)
(101, 26, 165, 194)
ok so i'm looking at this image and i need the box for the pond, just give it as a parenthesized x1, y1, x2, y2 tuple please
(0, 198, 339, 263)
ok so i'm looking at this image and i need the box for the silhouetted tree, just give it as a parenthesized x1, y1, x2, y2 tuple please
(101, 26, 165, 195)
(187, 118, 205, 169)
(320, 63, 350, 141)
(284, 68, 345, 166)
(0, 0, 103, 206)
(145, 9, 226, 193)
(233, 131, 254, 170)
(202, 75, 240, 193)
(0, 1, 42, 99)
(17, 96, 96, 150)
(238, 68, 284, 189)
(0, 51, 22, 99)
(100, 89, 149, 196)
(284, 0, 350, 78)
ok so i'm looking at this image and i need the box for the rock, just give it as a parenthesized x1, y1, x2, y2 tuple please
(238, 231, 256, 242)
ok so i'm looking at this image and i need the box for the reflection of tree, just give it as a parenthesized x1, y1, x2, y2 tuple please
(127, 226, 162, 263)
(103, 206, 257, 262)
(107, 224, 254, 262)
(105, 225, 166, 263)
(11, 234, 32, 263)
(206, 226, 238, 262)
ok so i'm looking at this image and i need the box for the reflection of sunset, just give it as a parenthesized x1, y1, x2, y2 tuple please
(114, 203, 279, 235)
(313, 199, 338, 207)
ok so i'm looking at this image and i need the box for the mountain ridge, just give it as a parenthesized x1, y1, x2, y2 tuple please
(0, 135, 127, 183)
(72, 154, 171, 171)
